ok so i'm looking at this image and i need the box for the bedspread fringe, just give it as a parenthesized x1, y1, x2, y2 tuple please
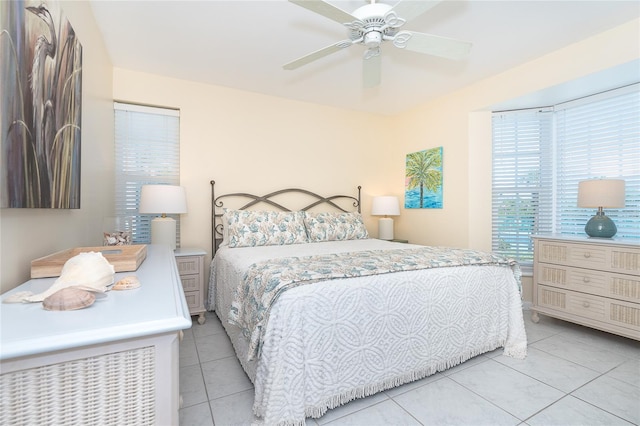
(254, 340, 510, 426)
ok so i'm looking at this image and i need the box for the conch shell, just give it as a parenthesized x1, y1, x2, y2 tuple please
(43, 287, 96, 311)
(3, 252, 115, 304)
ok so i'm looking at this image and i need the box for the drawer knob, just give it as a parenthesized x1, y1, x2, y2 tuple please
(583, 277, 591, 283)
(583, 301, 590, 308)
(583, 252, 591, 258)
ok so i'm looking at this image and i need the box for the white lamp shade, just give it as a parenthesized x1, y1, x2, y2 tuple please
(577, 179, 625, 208)
(139, 185, 188, 215)
(371, 196, 400, 216)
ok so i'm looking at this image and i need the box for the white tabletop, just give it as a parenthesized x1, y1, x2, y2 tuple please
(0, 245, 192, 360)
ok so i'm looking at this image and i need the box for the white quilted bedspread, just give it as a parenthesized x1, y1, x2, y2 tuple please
(208, 239, 527, 426)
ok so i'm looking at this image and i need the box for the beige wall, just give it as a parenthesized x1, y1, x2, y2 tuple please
(112, 70, 396, 270)
(0, 1, 114, 293)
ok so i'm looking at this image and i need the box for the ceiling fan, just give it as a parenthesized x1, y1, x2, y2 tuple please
(283, 0, 471, 88)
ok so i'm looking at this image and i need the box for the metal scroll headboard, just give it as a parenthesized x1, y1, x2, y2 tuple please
(210, 180, 361, 254)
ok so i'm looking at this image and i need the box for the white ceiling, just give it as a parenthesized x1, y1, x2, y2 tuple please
(89, 0, 640, 115)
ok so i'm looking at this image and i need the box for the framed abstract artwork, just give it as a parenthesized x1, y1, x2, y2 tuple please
(405, 147, 443, 209)
(1, 0, 82, 208)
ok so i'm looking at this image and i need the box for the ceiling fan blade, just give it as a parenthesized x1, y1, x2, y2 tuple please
(394, 30, 471, 60)
(389, 0, 443, 24)
(283, 40, 353, 70)
(363, 53, 381, 88)
(289, 0, 357, 25)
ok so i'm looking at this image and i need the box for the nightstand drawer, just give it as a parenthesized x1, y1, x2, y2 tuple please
(536, 263, 640, 303)
(180, 275, 200, 292)
(176, 256, 202, 276)
(184, 291, 202, 311)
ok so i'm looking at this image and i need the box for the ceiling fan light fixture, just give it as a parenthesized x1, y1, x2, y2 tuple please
(364, 31, 382, 48)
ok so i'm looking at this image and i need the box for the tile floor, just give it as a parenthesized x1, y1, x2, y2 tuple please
(179, 310, 640, 426)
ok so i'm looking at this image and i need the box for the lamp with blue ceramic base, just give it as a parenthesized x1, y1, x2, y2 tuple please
(578, 179, 625, 239)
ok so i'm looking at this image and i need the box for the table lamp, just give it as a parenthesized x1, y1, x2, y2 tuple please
(139, 185, 187, 249)
(577, 179, 625, 238)
(371, 196, 400, 240)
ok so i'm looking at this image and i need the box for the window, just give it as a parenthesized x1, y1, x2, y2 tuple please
(492, 84, 640, 265)
(114, 102, 180, 244)
(492, 108, 554, 263)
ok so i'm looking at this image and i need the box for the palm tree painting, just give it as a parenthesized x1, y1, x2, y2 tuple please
(1, 0, 82, 208)
(405, 147, 443, 208)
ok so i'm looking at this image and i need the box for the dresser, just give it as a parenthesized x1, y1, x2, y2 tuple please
(0, 244, 192, 425)
(174, 248, 206, 325)
(531, 235, 640, 340)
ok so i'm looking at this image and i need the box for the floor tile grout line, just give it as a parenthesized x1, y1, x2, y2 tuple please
(565, 370, 640, 425)
(387, 397, 425, 426)
(431, 373, 525, 423)
(519, 393, 573, 425)
(490, 347, 605, 396)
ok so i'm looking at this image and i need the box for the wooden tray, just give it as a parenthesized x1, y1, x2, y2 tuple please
(31, 245, 147, 278)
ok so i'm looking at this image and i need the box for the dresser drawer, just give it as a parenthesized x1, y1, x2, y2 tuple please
(176, 256, 202, 276)
(536, 263, 640, 303)
(537, 285, 640, 332)
(537, 240, 640, 274)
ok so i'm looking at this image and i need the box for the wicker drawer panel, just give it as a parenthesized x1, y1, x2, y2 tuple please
(611, 276, 640, 301)
(610, 303, 640, 328)
(184, 291, 202, 310)
(611, 249, 640, 274)
(537, 264, 640, 303)
(176, 256, 201, 275)
(538, 242, 568, 264)
(180, 275, 199, 292)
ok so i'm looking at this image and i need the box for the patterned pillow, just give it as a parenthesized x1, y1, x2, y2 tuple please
(225, 210, 308, 248)
(304, 212, 369, 242)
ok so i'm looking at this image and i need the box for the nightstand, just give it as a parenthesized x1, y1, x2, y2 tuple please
(174, 248, 207, 325)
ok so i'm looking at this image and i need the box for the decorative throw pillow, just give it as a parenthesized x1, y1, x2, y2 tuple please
(225, 210, 308, 248)
(218, 212, 229, 247)
(304, 212, 369, 242)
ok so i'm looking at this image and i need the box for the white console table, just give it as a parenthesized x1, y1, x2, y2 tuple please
(0, 244, 192, 425)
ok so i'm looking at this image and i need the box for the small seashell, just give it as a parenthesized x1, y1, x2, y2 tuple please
(113, 276, 140, 290)
(43, 287, 96, 311)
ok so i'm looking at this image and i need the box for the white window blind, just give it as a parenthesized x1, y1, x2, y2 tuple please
(554, 86, 640, 239)
(114, 102, 180, 245)
(492, 108, 554, 262)
(492, 84, 640, 265)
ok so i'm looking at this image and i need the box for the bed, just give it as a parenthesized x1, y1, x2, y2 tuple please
(207, 181, 527, 426)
